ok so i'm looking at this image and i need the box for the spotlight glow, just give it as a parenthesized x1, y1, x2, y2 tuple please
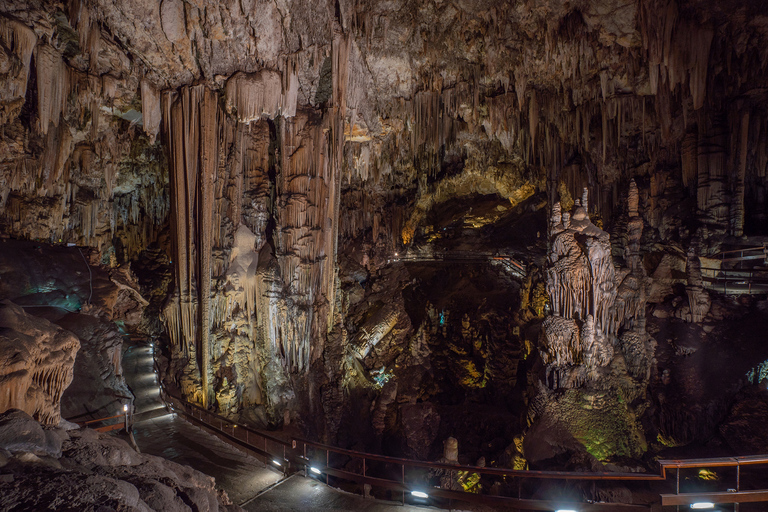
(690, 504, 715, 510)
(310, 466, 322, 475)
(411, 491, 429, 499)
(123, 404, 129, 412)
(555, 510, 578, 512)
(272, 459, 282, 466)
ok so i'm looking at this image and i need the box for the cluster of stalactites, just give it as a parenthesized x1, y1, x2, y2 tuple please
(224, 65, 299, 123)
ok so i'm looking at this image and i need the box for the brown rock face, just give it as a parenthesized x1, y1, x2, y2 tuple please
(0, 301, 79, 425)
(2, 0, 768, 465)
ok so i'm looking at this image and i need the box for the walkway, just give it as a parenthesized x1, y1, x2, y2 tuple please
(243, 474, 441, 512)
(122, 342, 283, 505)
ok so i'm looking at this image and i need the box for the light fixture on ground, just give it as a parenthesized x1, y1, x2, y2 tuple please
(310, 466, 322, 475)
(272, 459, 282, 467)
(555, 509, 578, 512)
(411, 491, 429, 499)
(690, 504, 715, 510)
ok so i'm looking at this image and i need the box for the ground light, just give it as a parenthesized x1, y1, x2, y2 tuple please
(272, 459, 282, 467)
(690, 504, 715, 510)
(555, 509, 578, 512)
(411, 491, 429, 499)
(310, 467, 322, 475)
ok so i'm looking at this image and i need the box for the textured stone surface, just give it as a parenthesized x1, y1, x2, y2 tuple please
(0, 409, 240, 512)
(0, 301, 79, 425)
(2, 0, 768, 470)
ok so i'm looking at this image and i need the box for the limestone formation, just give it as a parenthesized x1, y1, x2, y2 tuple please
(0, 301, 79, 425)
(2, 0, 768, 471)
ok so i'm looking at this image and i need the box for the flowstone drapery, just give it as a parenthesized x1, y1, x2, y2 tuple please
(161, 34, 349, 418)
(541, 183, 650, 389)
(530, 182, 652, 463)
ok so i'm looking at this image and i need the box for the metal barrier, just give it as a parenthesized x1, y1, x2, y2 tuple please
(702, 267, 768, 295)
(135, 340, 768, 511)
(75, 412, 126, 433)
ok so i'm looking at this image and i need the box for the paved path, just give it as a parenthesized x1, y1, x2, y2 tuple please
(123, 342, 439, 511)
(122, 342, 283, 505)
(244, 474, 439, 512)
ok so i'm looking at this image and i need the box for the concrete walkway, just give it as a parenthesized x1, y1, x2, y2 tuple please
(244, 474, 439, 512)
(123, 341, 438, 511)
(122, 342, 283, 505)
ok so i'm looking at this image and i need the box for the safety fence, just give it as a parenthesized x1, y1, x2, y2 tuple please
(155, 378, 768, 511)
(702, 267, 768, 295)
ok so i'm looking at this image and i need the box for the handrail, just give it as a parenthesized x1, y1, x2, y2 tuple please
(293, 436, 667, 481)
(138, 340, 768, 510)
(80, 413, 124, 426)
(715, 246, 765, 256)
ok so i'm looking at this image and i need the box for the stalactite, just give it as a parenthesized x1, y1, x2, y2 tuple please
(141, 79, 162, 144)
(198, 87, 218, 408)
(681, 132, 698, 187)
(34, 44, 69, 135)
(0, 19, 37, 124)
(224, 70, 284, 123)
(731, 110, 749, 236)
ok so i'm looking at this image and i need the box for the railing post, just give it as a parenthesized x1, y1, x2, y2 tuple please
(402, 464, 405, 505)
(263, 437, 267, 468)
(326, 449, 330, 485)
(363, 457, 366, 477)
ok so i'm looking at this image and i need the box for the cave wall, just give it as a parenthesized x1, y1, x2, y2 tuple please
(1, 0, 768, 448)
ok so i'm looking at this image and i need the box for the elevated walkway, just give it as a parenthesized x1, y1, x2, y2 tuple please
(108, 337, 768, 511)
(393, 248, 526, 279)
(702, 245, 768, 295)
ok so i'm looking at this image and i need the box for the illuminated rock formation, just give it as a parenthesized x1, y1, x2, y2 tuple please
(0, 301, 79, 425)
(2, 0, 768, 468)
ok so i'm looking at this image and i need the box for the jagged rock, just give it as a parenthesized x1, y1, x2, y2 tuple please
(720, 388, 768, 455)
(0, 301, 79, 425)
(0, 409, 65, 458)
(57, 313, 132, 421)
(0, 419, 241, 512)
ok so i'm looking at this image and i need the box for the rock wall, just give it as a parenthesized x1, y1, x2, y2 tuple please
(0, 409, 240, 512)
(1, 0, 768, 454)
(0, 301, 79, 425)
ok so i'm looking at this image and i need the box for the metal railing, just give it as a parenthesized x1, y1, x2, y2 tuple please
(701, 267, 768, 294)
(714, 245, 766, 264)
(126, 339, 768, 511)
(154, 380, 768, 510)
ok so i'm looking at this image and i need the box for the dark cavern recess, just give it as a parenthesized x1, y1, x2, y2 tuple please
(3, 0, 768, 508)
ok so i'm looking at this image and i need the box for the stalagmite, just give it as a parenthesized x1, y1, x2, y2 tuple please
(541, 184, 648, 389)
(732, 110, 749, 236)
